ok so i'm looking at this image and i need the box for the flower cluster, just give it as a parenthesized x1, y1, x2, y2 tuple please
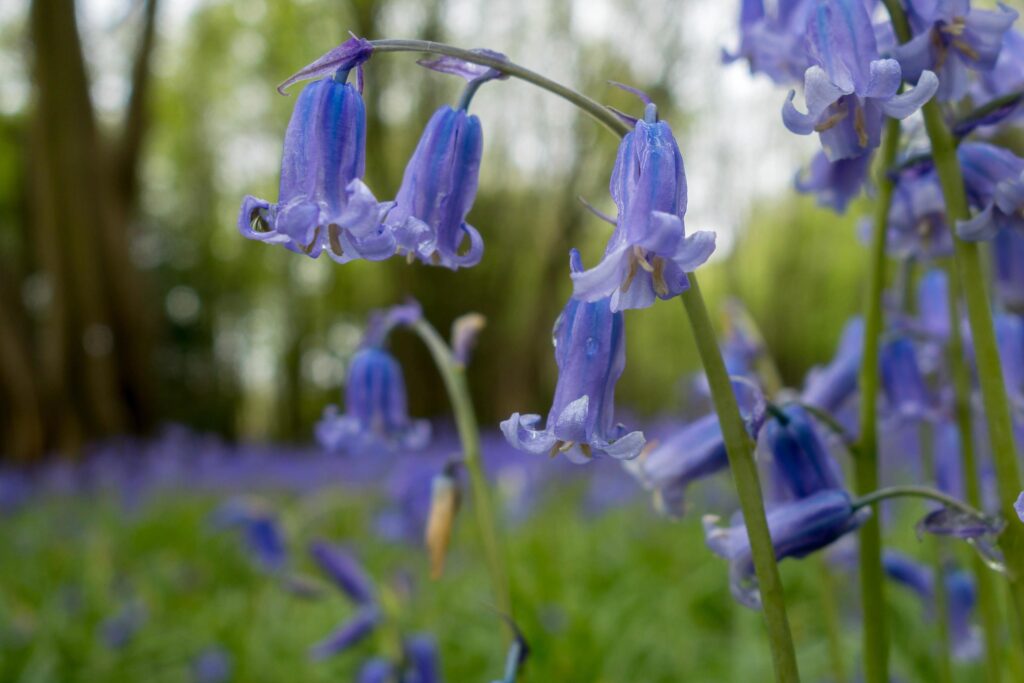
(239, 38, 505, 270)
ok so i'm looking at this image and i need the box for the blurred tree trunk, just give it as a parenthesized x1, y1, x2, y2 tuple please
(12, 0, 160, 459)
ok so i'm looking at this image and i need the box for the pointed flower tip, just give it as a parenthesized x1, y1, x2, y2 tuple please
(277, 35, 374, 95)
(417, 48, 510, 83)
(608, 80, 653, 106)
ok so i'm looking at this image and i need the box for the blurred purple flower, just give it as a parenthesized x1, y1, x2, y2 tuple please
(361, 300, 423, 348)
(310, 541, 376, 605)
(1016, 491, 1024, 522)
(571, 103, 715, 312)
(956, 142, 1024, 241)
(883, 551, 981, 660)
(795, 150, 872, 213)
(316, 347, 430, 454)
(209, 498, 288, 573)
(704, 488, 869, 608)
(894, 1, 1018, 102)
(994, 230, 1024, 310)
(358, 659, 395, 683)
(885, 160, 955, 258)
(100, 601, 146, 650)
(402, 635, 442, 683)
(503, 266, 644, 463)
(723, 0, 816, 85)
(630, 379, 765, 517)
(192, 647, 232, 683)
(880, 335, 936, 422)
(310, 606, 380, 660)
(783, 0, 938, 160)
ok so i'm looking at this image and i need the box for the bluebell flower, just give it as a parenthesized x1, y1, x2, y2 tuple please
(503, 255, 645, 462)
(209, 497, 288, 573)
(723, 0, 816, 85)
(100, 601, 146, 650)
(402, 636, 441, 683)
(882, 551, 981, 660)
(880, 335, 936, 421)
(916, 269, 951, 341)
(192, 647, 232, 683)
(795, 150, 872, 213)
(241, 39, 407, 262)
(384, 105, 485, 269)
(762, 404, 844, 499)
(630, 377, 766, 517)
(885, 159, 955, 258)
(316, 347, 430, 454)
(783, 0, 938, 161)
(309, 606, 380, 659)
(975, 27, 1024, 126)
(894, 0, 1018, 102)
(801, 317, 863, 413)
(308, 542, 381, 659)
(994, 230, 1024, 310)
(703, 488, 869, 608)
(310, 540, 376, 605)
(358, 659, 394, 683)
(956, 142, 1024, 241)
(570, 103, 716, 312)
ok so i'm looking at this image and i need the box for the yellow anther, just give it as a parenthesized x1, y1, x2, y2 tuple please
(854, 105, 868, 148)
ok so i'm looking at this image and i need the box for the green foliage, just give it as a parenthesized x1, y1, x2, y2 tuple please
(0, 486, 983, 682)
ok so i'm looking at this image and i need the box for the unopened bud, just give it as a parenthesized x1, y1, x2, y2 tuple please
(425, 464, 461, 579)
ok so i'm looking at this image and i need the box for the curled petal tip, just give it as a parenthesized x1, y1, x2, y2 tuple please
(277, 35, 374, 95)
(417, 48, 509, 83)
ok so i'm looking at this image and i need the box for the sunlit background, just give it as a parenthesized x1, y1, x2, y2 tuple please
(0, 0, 870, 457)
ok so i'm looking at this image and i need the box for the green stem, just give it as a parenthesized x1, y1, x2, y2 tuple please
(370, 39, 631, 137)
(816, 556, 849, 683)
(681, 281, 801, 683)
(943, 260, 1005, 682)
(851, 485, 991, 521)
(855, 112, 902, 683)
(919, 424, 954, 683)
(410, 319, 512, 623)
(884, 0, 1024, 638)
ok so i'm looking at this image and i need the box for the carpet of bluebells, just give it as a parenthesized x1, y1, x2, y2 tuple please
(0, 424, 999, 682)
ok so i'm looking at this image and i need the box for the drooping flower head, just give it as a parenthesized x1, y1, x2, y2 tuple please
(723, 0, 817, 85)
(629, 379, 766, 517)
(783, 0, 939, 161)
(704, 488, 869, 608)
(956, 141, 1024, 241)
(795, 150, 873, 213)
(885, 157, 956, 258)
(239, 37, 404, 263)
(894, 0, 1018, 102)
(882, 551, 981, 660)
(571, 99, 716, 312)
(762, 404, 844, 500)
(880, 335, 936, 421)
(503, 255, 645, 463)
(316, 346, 431, 454)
